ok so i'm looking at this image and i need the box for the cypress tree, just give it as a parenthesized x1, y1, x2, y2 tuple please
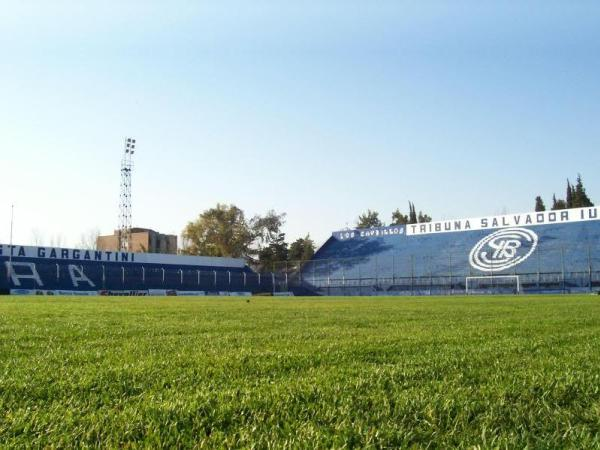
(535, 196, 546, 212)
(551, 194, 567, 210)
(408, 202, 418, 224)
(566, 180, 573, 208)
(573, 174, 594, 207)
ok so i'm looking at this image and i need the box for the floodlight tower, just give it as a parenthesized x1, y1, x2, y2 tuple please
(118, 137, 136, 251)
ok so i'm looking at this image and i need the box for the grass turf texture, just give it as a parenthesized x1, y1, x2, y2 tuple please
(1, 296, 600, 448)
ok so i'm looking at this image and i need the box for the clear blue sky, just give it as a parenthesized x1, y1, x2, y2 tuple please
(2, 1, 599, 248)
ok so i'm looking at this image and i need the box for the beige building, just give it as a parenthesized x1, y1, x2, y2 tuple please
(96, 228, 178, 254)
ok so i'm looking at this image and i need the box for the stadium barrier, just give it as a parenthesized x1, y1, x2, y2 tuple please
(0, 245, 275, 295)
(8, 288, 252, 297)
(3, 208, 598, 297)
(265, 209, 600, 296)
(267, 243, 600, 296)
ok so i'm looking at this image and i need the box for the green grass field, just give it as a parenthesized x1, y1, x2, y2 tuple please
(1, 295, 600, 448)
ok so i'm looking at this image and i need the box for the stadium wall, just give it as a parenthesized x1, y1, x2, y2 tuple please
(279, 206, 600, 296)
(0, 245, 273, 295)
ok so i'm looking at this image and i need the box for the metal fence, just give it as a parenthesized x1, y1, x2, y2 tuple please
(3, 243, 598, 296)
(267, 244, 600, 295)
(1, 261, 276, 294)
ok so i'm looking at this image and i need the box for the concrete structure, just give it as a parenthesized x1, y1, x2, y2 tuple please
(286, 206, 600, 296)
(0, 243, 256, 295)
(97, 228, 177, 254)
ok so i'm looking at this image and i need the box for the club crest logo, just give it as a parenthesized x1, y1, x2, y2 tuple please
(469, 228, 538, 272)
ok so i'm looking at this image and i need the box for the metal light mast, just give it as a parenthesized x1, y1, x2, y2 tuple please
(118, 137, 136, 251)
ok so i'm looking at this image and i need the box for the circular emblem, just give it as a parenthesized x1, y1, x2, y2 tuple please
(469, 228, 538, 272)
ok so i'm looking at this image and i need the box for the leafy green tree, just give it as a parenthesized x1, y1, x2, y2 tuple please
(391, 209, 409, 225)
(257, 233, 289, 271)
(535, 196, 546, 212)
(356, 210, 383, 228)
(418, 212, 432, 223)
(182, 204, 285, 260)
(250, 210, 287, 248)
(395, 202, 432, 224)
(288, 235, 316, 261)
(182, 204, 252, 257)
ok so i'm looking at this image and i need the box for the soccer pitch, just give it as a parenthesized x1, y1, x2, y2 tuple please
(1, 295, 600, 448)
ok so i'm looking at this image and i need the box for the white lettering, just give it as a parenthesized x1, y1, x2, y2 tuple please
(404, 207, 600, 236)
(5, 262, 43, 287)
(68, 265, 96, 288)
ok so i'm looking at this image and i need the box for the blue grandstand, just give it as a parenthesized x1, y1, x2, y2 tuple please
(0, 245, 272, 295)
(2, 206, 599, 297)
(281, 206, 600, 296)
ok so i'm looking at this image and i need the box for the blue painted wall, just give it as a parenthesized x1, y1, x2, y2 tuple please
(296, 220, 600, 295)
(0, 256, 271, 294)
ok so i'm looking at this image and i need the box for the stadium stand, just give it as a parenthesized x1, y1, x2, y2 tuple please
(278, 207, 600, 296)
(2, 206, 598, 297)
(0, 246, 272, 295)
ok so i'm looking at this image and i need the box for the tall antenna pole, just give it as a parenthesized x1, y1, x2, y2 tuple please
(119, 137, 136, 251)
(7, 204, 14, 278)
(9, 204, 14, 251)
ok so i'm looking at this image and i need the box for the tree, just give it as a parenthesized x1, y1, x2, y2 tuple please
(395, 202, 432, 224)
(391, 209, 409, 225)
(356, 210, 383, 228)
(30, 228, 46, 246)
(181, 204, 285, 260)
(257, 233, 288, 271)
(551, 194, 567, 211)
(566, 180, 574, 209)
(49, 234, 66, 247)
(76, 228, 100, 250)
(250, 210, 287, 248)
(408, 203, 418, 225)
(418, 212, 432, 223)
(288, 235, 316, 261)
(547, 175, 594, 211)
(182, 204, 252, 258)
(572, 174, 594, 208)
(534, 196, 546, 212)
